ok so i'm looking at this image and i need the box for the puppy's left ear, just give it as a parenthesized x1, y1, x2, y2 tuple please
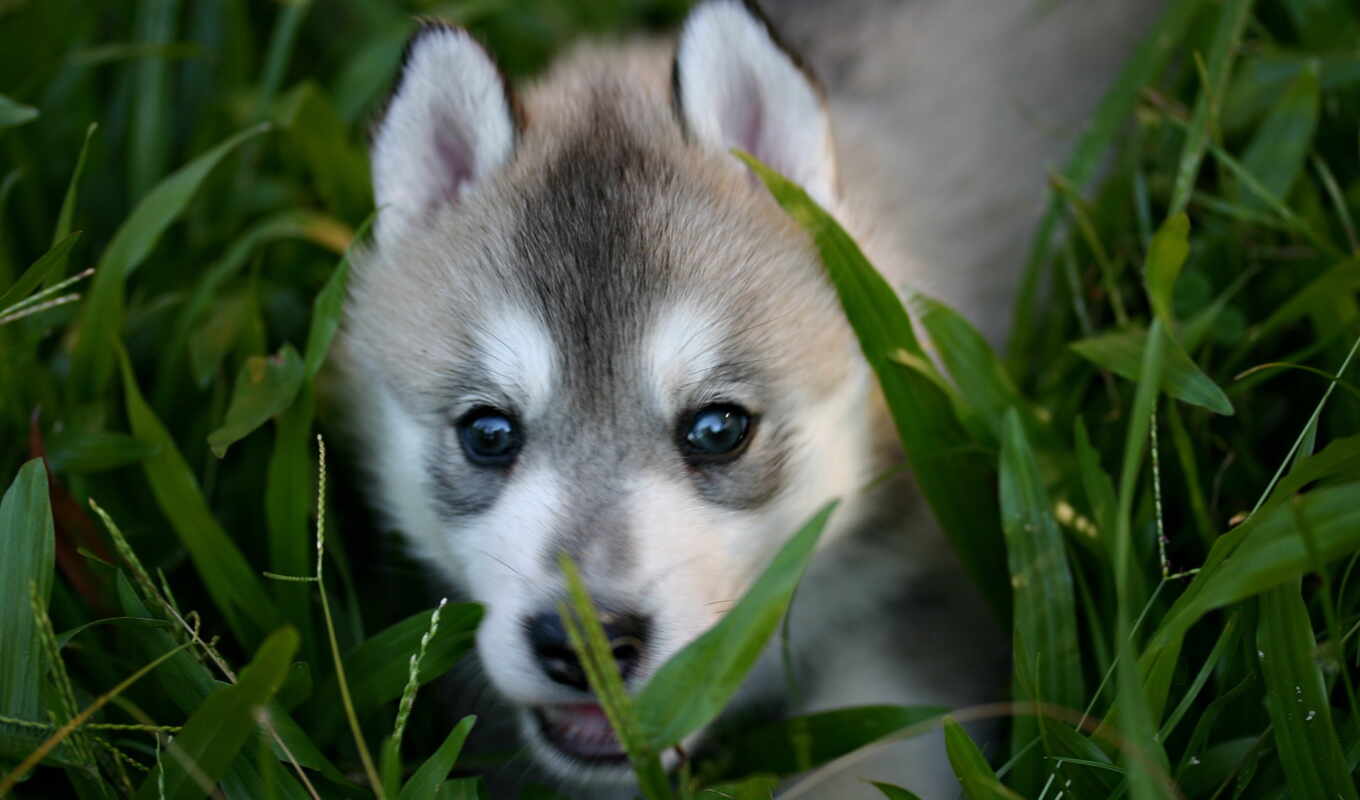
(673, 0, 836, 207)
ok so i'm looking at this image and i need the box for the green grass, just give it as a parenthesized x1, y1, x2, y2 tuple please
(2, 0, 1360, 797)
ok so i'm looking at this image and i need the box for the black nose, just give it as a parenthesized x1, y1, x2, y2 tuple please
(525, 610, 649, 692)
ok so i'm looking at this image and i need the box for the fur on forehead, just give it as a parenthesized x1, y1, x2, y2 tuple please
(346, 39, 855, 410)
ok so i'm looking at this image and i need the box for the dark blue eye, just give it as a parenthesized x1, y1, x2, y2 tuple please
(683, 404, 752, 461)
(458, 408, 522, 466)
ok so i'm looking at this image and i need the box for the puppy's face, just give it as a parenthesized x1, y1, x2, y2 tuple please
(343, 1, 868, 780)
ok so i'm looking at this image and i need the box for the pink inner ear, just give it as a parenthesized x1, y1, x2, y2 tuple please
(723, 68, 781, 180)
(430, 113, 475, 209)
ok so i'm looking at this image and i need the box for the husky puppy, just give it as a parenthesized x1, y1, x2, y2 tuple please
(339, 0, 1159, 796)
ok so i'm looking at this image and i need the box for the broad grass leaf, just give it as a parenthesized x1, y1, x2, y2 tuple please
(1281, 0, 1359, 61)
(42, 430, 157, 474)
(0, 94, 37, 129)
(699, 705, 945, 782)
(132, 627, 300, 800)
(1265, 434, 1360, 509)
(114, 574, 347, 785)
(276, 83, 371, 221)
(117, 346, 281, 647)
(871, 784, 924, 800)
(945, 719, 1019, 800)
(303, 214, 372, 379)
(1038, 720, 1121, 798)
(74, 123, 269, 396)
(165, 209, 343, 385)
(0, 461, 55, 737)
(699, 776, 780, 799)
(398, 716, 476, 800)
(910, 293, 1028, 444)
(1237, 62, 1320, 215)
(308, 604, 482, 739)
(1000, 410, 1084, 709)
(1249, 257, 1360, 346)
(1143, 213, 1190, 327)
(1257, 582, 1358, 800)
(739, 152, 1009, 620)
(127, 0, 177, 198)
(635, 502, 836, 751)
(1071, 327, 1233, 414)
(1148, 480, 1360, 654)
(1223, 54, 1360, 133)
(266, 383, 317, 662)
(434, 778, 485, 800)
(187, 288, 257, 386)
(0, 231, 82, 310)
(208, 344, 305, 458)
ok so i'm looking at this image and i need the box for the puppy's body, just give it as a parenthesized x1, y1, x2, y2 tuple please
(340, 1, 1160, 796)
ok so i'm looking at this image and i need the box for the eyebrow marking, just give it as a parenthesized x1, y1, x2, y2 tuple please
(472, 307, 557, 418)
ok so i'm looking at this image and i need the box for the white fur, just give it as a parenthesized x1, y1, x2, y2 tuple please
(371, 26, 515, 244)
(676, 0, 837, 207)
(369, 382, 448, 570)
(643, 303, 726, 414)
(473, 309, 557, 419)
(462, 463, 569, 703)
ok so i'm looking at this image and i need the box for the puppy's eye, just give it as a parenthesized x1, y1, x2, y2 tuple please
(457, 407, 522, 466)
(682, 404, 752, 462)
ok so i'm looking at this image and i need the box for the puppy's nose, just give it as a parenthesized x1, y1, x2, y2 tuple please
(524, 609, 649, 692)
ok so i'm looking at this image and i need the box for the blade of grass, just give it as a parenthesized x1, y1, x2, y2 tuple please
(740, 151, 1009, 620)
(305, 602, 481, 740)
(558, 555, 672, 800)
(397, 716, 476, 800)
(128, 0, 179, 198)
(1071, 326, 1233, 414)
(1236, 61, 1320, 216)
(0, 461, 55, 747)
(911, 293, 1030, 444)
(74, 123, 269, 397)
(0, 638, 195, 794)
(1167, 0, 1252, 216)
(116, 344, 281, 647)
(53, 122, 97, 251)
(634, 502, 836, 751)
(0, 94, 38, 129)
(946, 719, 1022, 800)
(207, 344, 305, 458)
(1112, 317, 1174, 800)
(1008, 0, 1207, 359)
(1257, 581, 1358, 800)
(0, 231, 82, 311)
(311, 436, 384, 799)
(132, 628, 301, 800)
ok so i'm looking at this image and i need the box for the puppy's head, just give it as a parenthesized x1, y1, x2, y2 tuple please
(343, 0, 870, 781)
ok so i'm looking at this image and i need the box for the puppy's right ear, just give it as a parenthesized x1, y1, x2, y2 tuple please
(371, 24, 518, 243)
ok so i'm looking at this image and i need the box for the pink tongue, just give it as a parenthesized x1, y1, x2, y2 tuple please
(541, 704, 623, 757)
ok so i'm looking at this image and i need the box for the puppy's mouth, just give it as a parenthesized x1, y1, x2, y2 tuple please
(532, 704, 628, 763)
